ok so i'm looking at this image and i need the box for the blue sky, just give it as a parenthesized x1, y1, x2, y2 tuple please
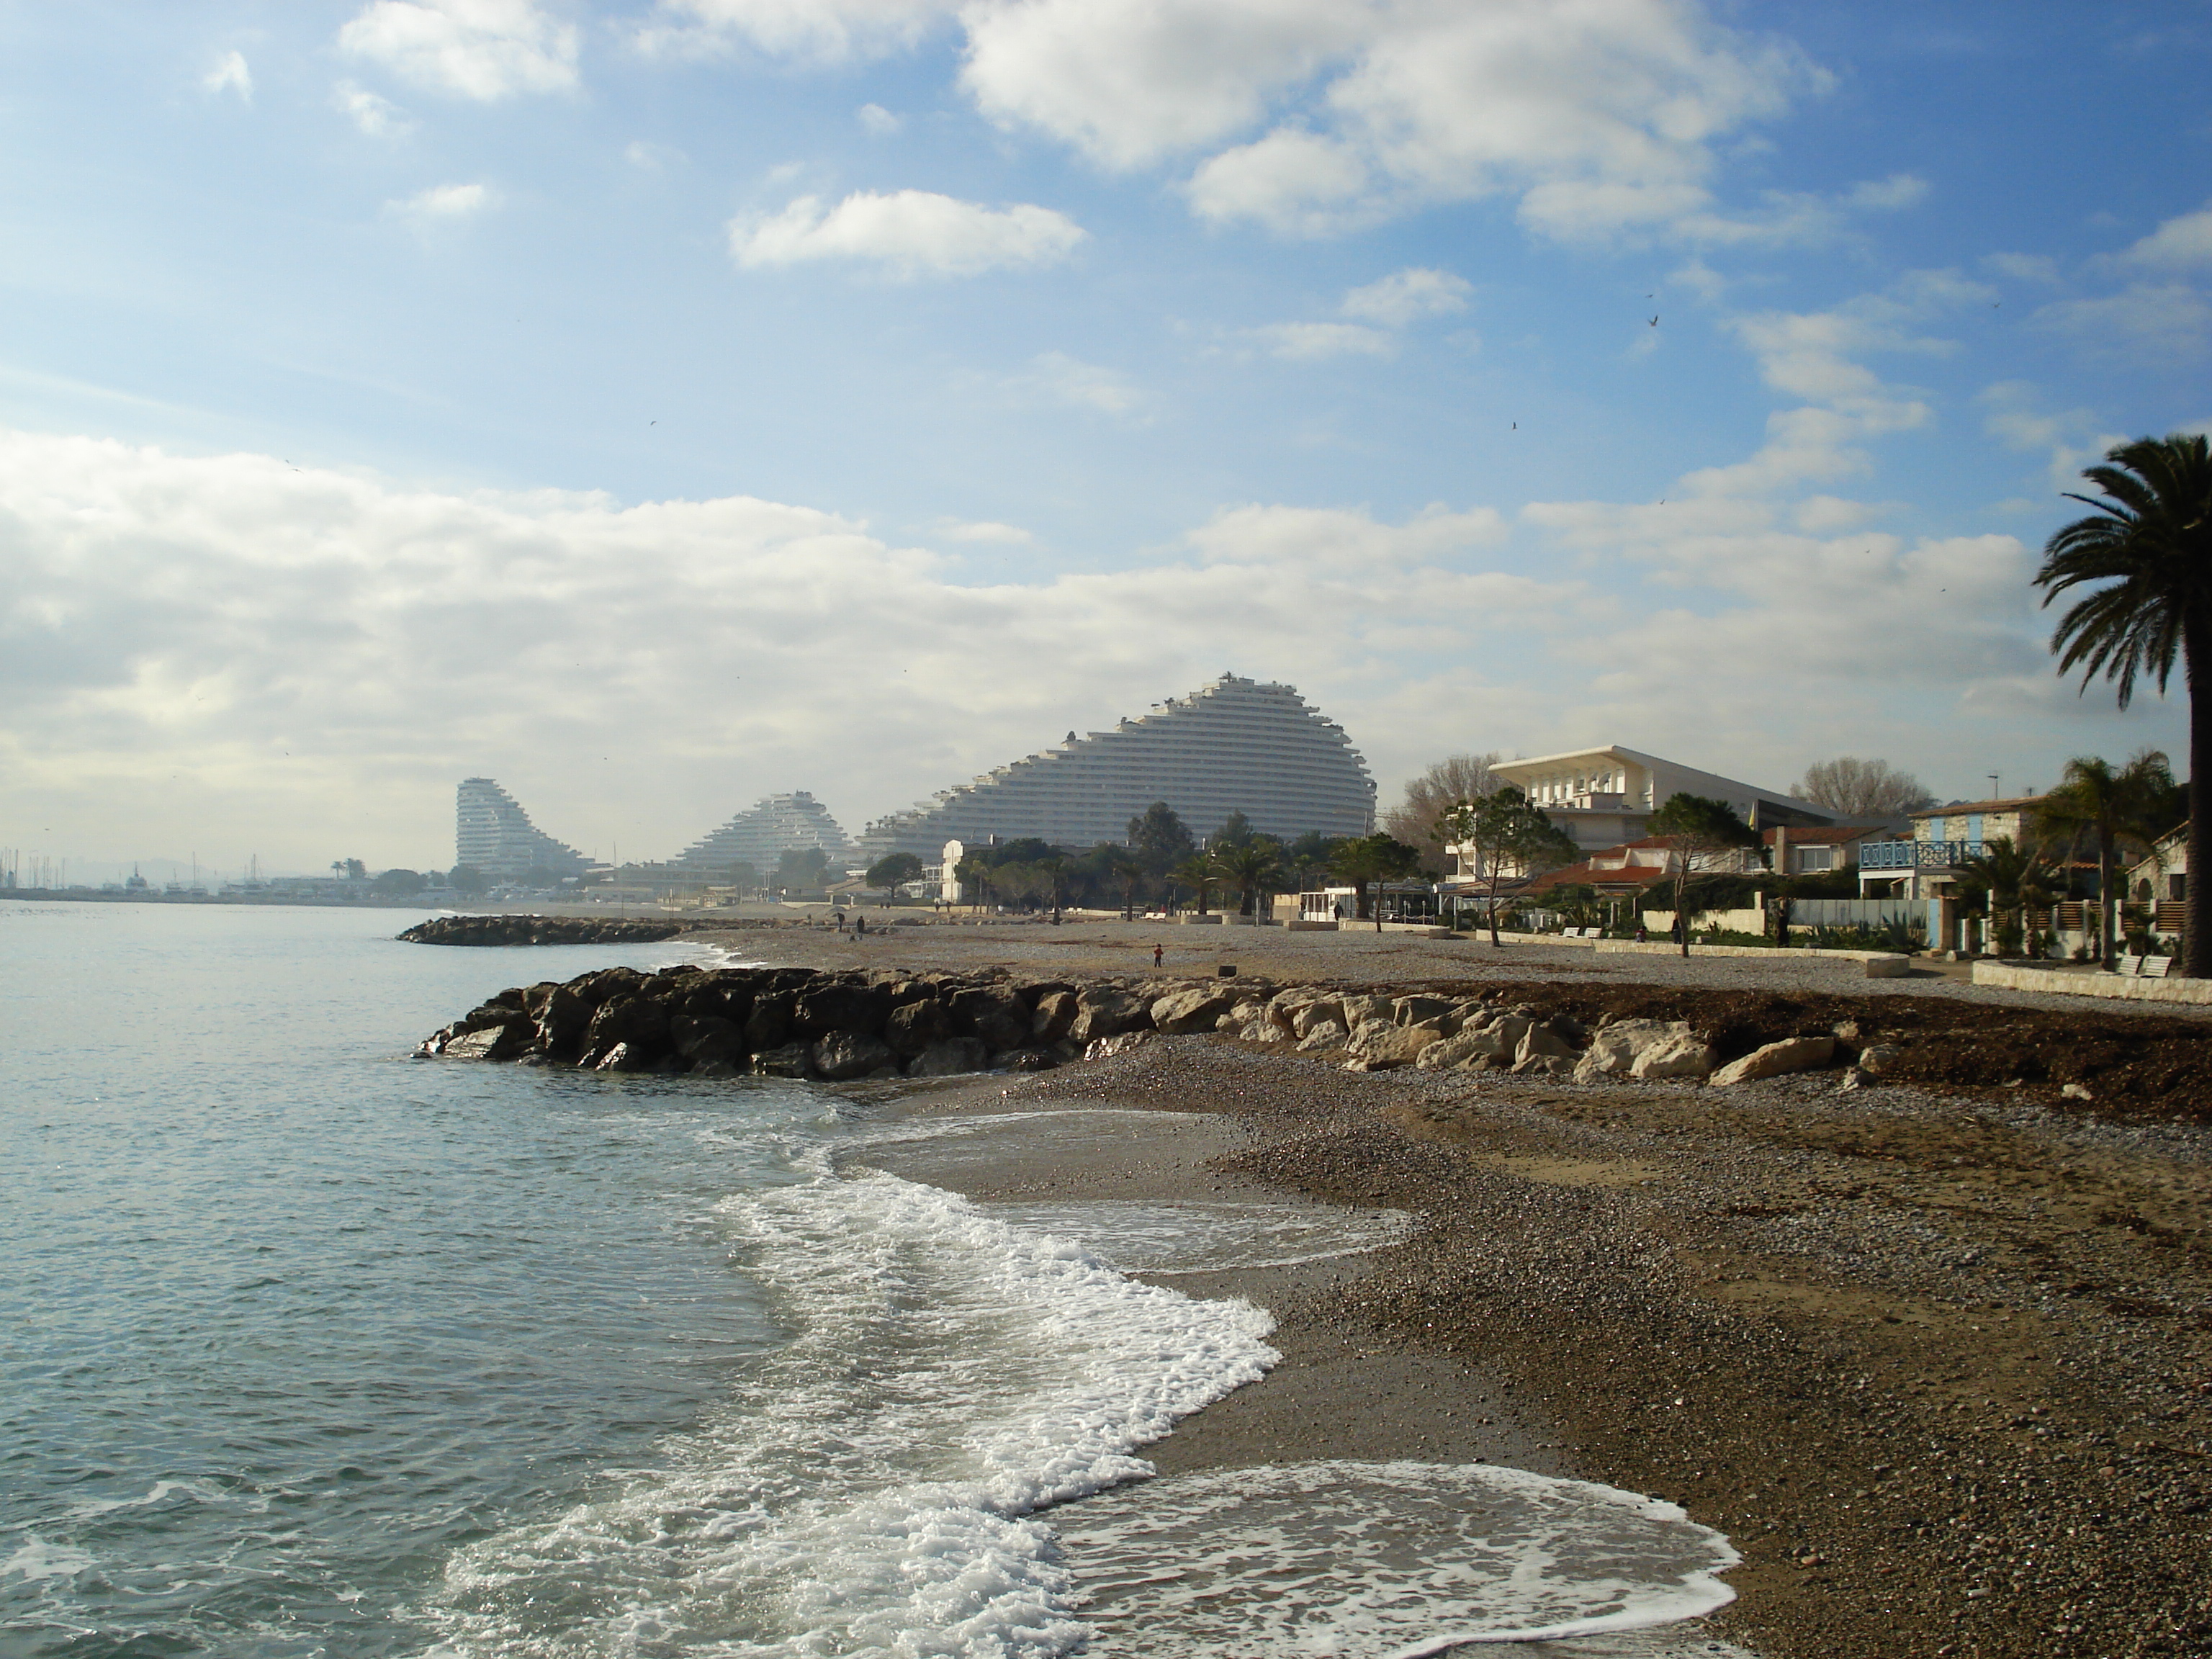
(6, 0, 2212, 878)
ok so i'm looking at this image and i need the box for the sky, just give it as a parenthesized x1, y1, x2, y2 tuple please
(6, 0, 2212, 881)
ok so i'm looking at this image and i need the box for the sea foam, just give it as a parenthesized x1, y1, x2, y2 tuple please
(418, 1151, 1279, 1657)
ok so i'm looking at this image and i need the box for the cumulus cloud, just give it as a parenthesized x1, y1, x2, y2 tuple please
(1341, 266, 1470, 326)
(2121, 200, 2212, 270)
(335, 80, 412, 137)
(639, 0, 950, 63)
(938, 518, 1035, 544)
(2034, 282, 2212, 364)
(1249, 321, 1396, 360)
(1017, 351, 1145, 414)
(857, 102, 902, 135)
(203, 50, 252, 101)
(1, 399, 2130, 871)
(338, 0, 580, 99)
(389, 181, 494, 220)
(729, 189, 1087, 277)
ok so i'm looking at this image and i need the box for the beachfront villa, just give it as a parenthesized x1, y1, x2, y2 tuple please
(670, 791, 858, 883)
(1855, 794, 2049, 901)
(858, 673, 1375, 861)
(1448, 745, 1851, 866)
(454, 778, 593, 881)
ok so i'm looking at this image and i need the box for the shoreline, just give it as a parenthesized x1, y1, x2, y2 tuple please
(725, 925, 2212, 1659)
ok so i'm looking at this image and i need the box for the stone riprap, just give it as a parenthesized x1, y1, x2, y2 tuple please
(399, 915, 713, 947)
(414, 962, 1893, 1086)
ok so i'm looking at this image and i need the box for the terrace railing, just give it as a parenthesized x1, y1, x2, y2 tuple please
(1858, 840, 1982, 871)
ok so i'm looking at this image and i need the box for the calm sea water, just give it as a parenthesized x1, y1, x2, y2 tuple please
(1, 904, 1744, 1659)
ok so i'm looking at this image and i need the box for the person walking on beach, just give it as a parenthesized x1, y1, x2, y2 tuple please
(1152, 942, 1163, 968)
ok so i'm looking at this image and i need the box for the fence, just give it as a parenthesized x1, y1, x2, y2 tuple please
(1785, 897, 1924, 928)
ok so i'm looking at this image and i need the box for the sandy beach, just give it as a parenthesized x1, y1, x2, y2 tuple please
(707, 917, 2212, 1659)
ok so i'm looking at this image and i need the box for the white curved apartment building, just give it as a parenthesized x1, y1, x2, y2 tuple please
(671, 791, 856, 878)
(454, 778, 592, 880)
(859, 674, 1375, 860)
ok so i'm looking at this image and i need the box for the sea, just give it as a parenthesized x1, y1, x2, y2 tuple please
(1, 903, 1750, 1658)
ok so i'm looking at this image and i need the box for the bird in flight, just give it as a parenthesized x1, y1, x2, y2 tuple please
(1647, 315, 1659, 327)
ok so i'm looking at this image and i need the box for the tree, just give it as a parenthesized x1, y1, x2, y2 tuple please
(1215, 839, 1286, 920)
(2036, 750, 2174, 968)
(1648, 793, 1762, 957)
(1437, 786, 1579, 946)
(1210, 810, 1257, 850)
(1128, 801, 1195, 872)
(1954, 835, 2046, 958)
(867, 852, 925, 892)
(776, 846, 832, 893)
(448, 863, 487, 897)
(1384, 752, 1503, 873)
(1326, 832, 1423, 930)
(953, 852, 995, 912)
(1100, 848, 1146, 919)
(1282, 831, 1340, 889)
(372, 867, 425, 896)
(2036, 433, 2212, 976)
(333, 858, 367, 881)
(1790, 757, 1936, 817)
(1171, 850, 1225, 914)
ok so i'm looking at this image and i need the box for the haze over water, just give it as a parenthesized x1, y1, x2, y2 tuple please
(2, 904, 1740, 1656)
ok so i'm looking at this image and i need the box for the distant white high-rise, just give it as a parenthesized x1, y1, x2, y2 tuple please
(859, 673, 1374, 860)
(454, 778, 592, 880)
(671, 792, 857, 878)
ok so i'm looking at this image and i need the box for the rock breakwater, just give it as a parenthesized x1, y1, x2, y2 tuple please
(414, 965, 1889, 1087)
(399, 915, 709, 947)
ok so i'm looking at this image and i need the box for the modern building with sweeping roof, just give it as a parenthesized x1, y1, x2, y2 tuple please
(858, 673, 1374, 860)
(454, 778, 593, 880)
(670, 791, 857, 878)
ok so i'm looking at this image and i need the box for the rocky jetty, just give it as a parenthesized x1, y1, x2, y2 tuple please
(398, 914, 709, 947)
(413, 965, 1896, 1087)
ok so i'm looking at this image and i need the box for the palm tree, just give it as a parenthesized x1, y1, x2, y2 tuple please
(2035, 750, 2172, 968)
(1101, 849, 1146, 920)
(1954, 835, 2046, 958)
(1216, 840, 1286, 922)
(2036, 434, 2212, 975)
(1171, 851, 1223, 914)
(1326, 833, 1422, 931)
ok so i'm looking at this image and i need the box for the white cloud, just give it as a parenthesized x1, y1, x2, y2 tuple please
(1341, 266, 1470, 325)
(203, 50, 252, 101)
(2033, 282, 2212, 364)
(1983, 251, 2061, 285)
(858, 102, 902, 135)
(1, 414, 2135, 871)
(938, 518, 1035, 544)
(1019, 351, 1145, 414)
(1249, 321, 1396, 360)
(1843, 173, 1928, 212)
(334, 80, 412, 138)
(1978, 381, 2127, 492)
(390, 181, 495, 220)
(2122, 200, 2212, 270)
(338, 0, 580, 99)
(639, 0, 950, 63)
(729, 190, 1087, 278)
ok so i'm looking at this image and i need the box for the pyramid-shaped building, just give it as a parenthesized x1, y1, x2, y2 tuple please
(859, 674, 1373, 860)
(455, 778, 593, 880)
(671, 791, 857, 878)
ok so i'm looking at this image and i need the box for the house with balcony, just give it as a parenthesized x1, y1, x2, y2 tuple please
(1483, 745, 1851, 858)
(1766, 823, 1892, 876)
(1856, 795, 2048, 901)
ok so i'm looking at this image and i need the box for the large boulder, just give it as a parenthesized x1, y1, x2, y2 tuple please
(1414, 1028, 1494, 1070)
(670, 1014, 745, 1066)
(1345, 1024, 1441, 1070)
(440, 1020, 532, 1060)
(909, 1035, 991, 1076)
(745, 994, 793, 1053)
(1151, 987, 1235, 1034)
(1392, 995, 1455, 1028)
(1515, 1021, 1578, 1066)
(814, 1031, 898, 1081)
(795, 981, 892, 1039)
(1068, 986, 1148, 1046)
(1290, 1000, 1344, 1038)
(532, 984, 594, 1055)
(950, 986, 1031, 1051)
(1031, 990, 1080, 1044)
(1339, 994, 1393, 1032)
(583, 996, 671, 1064)
(1632, 1030, 1717, 1081)
(884, 998, 950, 1057)
(1710, 1034, 1837, 1087)
(749, 1043, 814, 1079)
(1574, 1018, 1689, 1082)
(1295, 1020, 1349, 1052)
(1856, 1042, 1904, 1076)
